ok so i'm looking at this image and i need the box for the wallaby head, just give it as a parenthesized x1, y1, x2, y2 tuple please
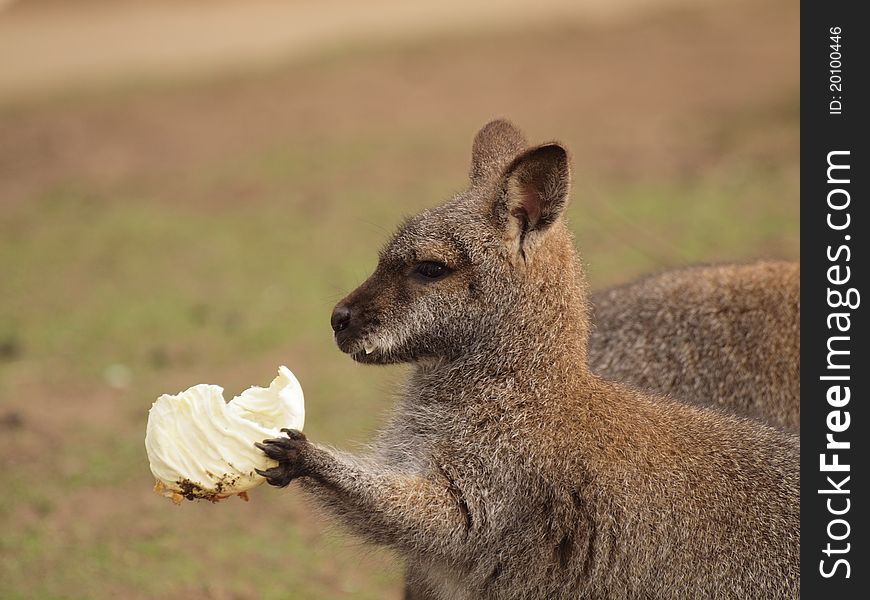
(331, 119, 589, 367)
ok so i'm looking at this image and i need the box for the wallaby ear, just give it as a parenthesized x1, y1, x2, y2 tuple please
(493, 143, 571, 253)
(469, 119, 528, 186)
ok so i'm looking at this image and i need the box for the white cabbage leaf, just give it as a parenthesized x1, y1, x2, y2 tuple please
(145, 366, 304, 503)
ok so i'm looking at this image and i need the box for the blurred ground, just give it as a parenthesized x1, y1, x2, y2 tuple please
(0, 0, 798, 598)
(2, 0, 708, 102)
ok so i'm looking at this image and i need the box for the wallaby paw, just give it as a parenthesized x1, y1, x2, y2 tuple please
(254, 429, 310, 487)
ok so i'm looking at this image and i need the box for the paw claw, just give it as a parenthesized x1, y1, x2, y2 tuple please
(257, 433, 309, 460)
(281, 428, 306, 440)
(257, 465, 295, 488)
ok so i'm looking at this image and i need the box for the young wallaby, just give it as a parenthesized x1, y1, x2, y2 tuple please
(589, 261, 800, 431)
(256, 120, 799, 599)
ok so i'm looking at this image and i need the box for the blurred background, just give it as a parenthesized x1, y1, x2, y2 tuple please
(0, 0, 798, 598)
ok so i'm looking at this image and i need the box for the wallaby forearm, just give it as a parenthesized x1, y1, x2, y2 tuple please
(299, 445, 470, 554)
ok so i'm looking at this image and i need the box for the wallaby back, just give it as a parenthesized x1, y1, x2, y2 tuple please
(589, 261, 800, 430)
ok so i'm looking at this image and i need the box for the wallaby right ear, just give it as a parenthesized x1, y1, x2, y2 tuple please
(469, 119, 528, 186)
(492, 143, 571, 258)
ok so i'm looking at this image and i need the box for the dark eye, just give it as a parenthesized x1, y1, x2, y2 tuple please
(413, 261, 451, 281)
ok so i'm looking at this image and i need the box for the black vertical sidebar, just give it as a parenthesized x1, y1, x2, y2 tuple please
(801, 1, 868, 597)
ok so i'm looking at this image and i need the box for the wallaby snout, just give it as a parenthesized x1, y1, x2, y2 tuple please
(332, 261, 433, 365)
(331, 275, 390, 364)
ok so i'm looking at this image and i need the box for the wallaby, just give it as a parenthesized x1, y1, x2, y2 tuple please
(589, 261, 800, 431)
(256, 120, 799, 599)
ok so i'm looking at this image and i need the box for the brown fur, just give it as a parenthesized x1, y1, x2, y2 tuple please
(589, 261, 801, 431)
(257, 120, 799, 599)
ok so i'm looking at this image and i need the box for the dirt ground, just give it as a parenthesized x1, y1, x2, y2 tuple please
(0, 0, 798, 597)
(1, 0, 709, 102)
(2, 0, 798, 204)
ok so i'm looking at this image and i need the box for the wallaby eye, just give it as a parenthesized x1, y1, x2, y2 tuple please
(413, 261, 451, 281)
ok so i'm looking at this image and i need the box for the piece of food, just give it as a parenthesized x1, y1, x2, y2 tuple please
(145, 366, 304, 503)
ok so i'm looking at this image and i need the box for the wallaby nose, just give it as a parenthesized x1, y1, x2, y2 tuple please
(331, 305, 352, 332)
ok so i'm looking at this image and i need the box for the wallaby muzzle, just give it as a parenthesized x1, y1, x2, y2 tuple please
(330, 275, 395, 363)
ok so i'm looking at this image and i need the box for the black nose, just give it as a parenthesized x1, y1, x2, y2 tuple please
(331, 305, 352, 332)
